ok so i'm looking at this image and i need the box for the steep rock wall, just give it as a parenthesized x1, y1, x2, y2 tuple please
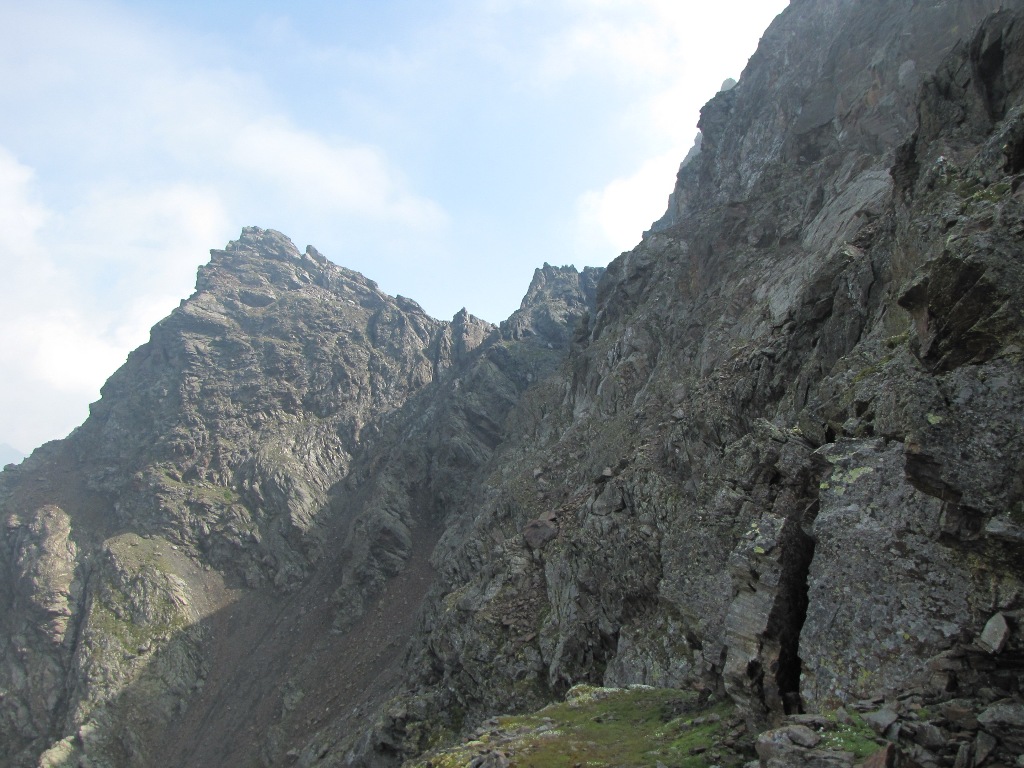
(337, 2, 1024, 764)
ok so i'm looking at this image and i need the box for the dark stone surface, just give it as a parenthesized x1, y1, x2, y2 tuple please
(5, 3, 1024, 767)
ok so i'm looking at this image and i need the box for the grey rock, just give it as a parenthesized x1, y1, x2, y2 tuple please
(954, 742, 973, 768)
(800, 441, 973, 709)
(500, 263, 602, 348)
(977, 613, 1011, 654)
(787, 724, 823, 748)
(522, 519, 557, 550)
(974, 730, 997, 766)
(468, 751, 509, 768)
(863, 743, 897, 768)
(756, 727, 803, 761)
(977, 702, 1024, 750)
(912, 722, 947, 750)
(756, 724, 827, 764)
(863, 709, 900, 735)
(6, 3, 1024, 768)
(789, 714, 830, 729)
(943, 701, 980, 731)
(983, 518, 1024, 544)
(978, 702, 1024, 730)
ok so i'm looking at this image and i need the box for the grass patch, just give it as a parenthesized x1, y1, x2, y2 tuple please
(819, 712, 880, 759)
(409, 686, 748, 768)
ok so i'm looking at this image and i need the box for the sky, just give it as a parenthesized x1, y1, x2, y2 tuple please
(0, 0, 790, 456)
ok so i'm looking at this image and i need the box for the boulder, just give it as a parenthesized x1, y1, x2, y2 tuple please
(977, 613, 1011, 655)
(522, 519, 558, 550)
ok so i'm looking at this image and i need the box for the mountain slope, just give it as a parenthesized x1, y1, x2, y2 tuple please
(0, 228, 601, 767)
(4, 2, 1024, 768)
(334, 1, 1024, 764)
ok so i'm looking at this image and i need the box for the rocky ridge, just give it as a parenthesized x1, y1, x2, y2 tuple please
(4, 1, 1024, 767)
(0, 227, 601, 766)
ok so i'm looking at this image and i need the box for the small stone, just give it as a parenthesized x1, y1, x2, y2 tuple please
(928, 651, 965, 672)
(912, 722, 947, 750)
(973, 731, 997, 766)
(942, 702, 979, 731)
(884, 721, 901, 742)
(755, 727, 814, 761)
(863, 708, 900, 734)
(863, 743, 897, 768)
(983, 518, 1024, 543)
(978, 702, 1024, 731)
(802, 749, 855, 767)
(468, 751, 509, 768)
(786, 724, 821, 748)
(835, 707, 855, 726)
(977, 688, 1001, 703)
(954, 743, 972, 768)
(929, 672, 957, 694)
(903, 743, 941, 768)
(977, 613, 1011, 654)
(522, 519, 557, 549)
(789, 713, 830, 729)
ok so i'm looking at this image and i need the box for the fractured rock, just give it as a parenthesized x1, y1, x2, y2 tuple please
(863, 709, 900, 735)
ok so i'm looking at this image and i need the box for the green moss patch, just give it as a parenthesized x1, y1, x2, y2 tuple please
(408, 686, 750, 768)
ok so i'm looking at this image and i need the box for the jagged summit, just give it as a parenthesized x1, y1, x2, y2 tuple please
(226, 225, 302, 258)
(0, 224, 604, 767)
(199, 226, 394, 309)
(501, 263, 603, 345)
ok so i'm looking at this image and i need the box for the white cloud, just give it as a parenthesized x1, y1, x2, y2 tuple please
(576, 148, 680, 253)
(60, 181, 231, 328)
(0, 146, 233, 450)
(532, 7, 679, 86)
(564, 0, 788, 257)
(228, 119, 446, 229)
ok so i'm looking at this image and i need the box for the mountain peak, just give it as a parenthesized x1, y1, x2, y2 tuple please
(500, 263, 603, 346)
(226, 225, 302, 260)
(197, 226, 387, 304)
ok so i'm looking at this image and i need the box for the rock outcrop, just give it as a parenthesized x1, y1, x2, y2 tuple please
(341, 1, 1024, 763)
(4, 2, 1024, 767)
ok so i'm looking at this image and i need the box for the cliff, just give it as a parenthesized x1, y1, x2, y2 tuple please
(4, 2, 1024, 767)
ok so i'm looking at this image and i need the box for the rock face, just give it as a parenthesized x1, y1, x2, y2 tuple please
(0, 227, 601, 767)
(4, 2, 1024, 767)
